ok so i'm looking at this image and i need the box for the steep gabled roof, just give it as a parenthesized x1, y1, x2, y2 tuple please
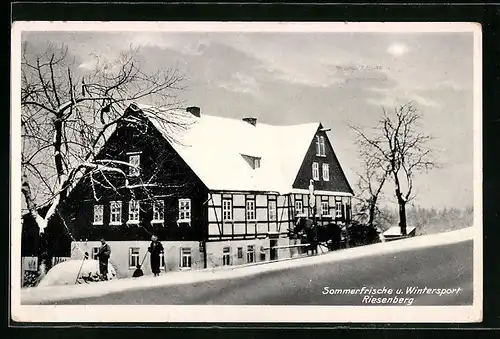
(136, 104, 344, 195)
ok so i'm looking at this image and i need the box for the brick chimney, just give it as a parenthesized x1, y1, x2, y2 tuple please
(242, 117, 257, 126)
(186, 106, 201, 117)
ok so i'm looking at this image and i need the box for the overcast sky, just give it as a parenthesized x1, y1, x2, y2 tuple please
(22, 27, 476, 209)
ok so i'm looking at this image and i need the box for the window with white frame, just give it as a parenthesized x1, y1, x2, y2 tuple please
(319, 136, 326, 156)
(222, 247, 231, 266)
(242, 154, 261, 170)
(322, 163, 330, 181)
(128, 200, 140, 224)
(93, 205, 104, 225)
(260, 246, 266, 261)
(180, 248, 192, 268)
(237, 247, 243, 259)
(128, 154, 141, 177)
(160, 250, 165, 270)
(268, 200, 277, 221)
(295, 200, 303, 216)
(152, 200, 164, 223)
(129, 248, 140, 268)
(254, 158, 261, 169)
(316, 135, 326, 156)
(110, 201, 122, 225)
(321, 201, 329, 216)
(247, 245, 255, 263)
(335, 201, 342, 218)
(223, 199, 232, 221)
(178, 198, 191, 222)
(246, 199, 256, 221)
(312, 162, 319, 180)
(92, 247, 99, 260)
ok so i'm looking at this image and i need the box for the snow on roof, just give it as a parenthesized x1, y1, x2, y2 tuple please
(383, 226, 417, 237)
(136, 104, 321, 194)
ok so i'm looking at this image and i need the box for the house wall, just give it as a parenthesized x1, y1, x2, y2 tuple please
(207, 191, 293, 241)
(293, 128, 354, 194)
(205, 236, 298, 267)
(71, 237, 303, 277)
(206, 189, 351, 241)
(53, 110, 355, 278)
(71, 240, 204, 278)
(290, 193, 352, 223)
(63, 113, 209, 244)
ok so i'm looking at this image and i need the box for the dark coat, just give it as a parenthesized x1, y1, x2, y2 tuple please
(97, 243, 111, 262)
(148, 241, 164, 274)
(148, 241, 164, 256)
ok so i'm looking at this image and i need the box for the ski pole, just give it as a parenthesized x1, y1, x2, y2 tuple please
(140, 250, 149, 267)
(75, 251, 88, 284)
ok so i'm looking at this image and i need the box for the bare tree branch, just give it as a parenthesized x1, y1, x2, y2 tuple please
(350, 102, 437, 234)
(21, 42, 188, 238)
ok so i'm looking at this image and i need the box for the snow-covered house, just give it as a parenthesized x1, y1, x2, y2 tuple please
(60, 103, 354, 277)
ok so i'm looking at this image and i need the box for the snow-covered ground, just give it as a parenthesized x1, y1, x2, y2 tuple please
(37, 259, 117, 287)
(21, 226, 476, 304)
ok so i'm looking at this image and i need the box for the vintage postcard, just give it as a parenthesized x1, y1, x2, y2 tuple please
(10, 21, 482, 323)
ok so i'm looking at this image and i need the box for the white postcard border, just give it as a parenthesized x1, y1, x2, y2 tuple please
(10, 21, 483, 324)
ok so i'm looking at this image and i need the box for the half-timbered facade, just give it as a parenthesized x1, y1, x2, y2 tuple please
(65, 103, 354, 277)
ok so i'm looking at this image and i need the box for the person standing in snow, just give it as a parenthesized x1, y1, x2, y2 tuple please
(148, 235, 164, 276)
(96, 238, 111, 280)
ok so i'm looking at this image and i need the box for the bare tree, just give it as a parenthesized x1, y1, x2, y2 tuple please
(351, 156, 389, 227)
(20, 42, 190, 273)
(351, 102, 435, 235)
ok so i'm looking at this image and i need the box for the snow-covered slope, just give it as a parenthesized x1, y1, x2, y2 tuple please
(21, 227, 476, 304)
(37, 259, 117, 287)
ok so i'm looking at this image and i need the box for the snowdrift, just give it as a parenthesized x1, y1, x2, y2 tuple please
(37, 259, 117, 287)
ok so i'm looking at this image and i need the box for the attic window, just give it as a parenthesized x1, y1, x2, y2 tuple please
(241, 154, 261, 170)
(316, 136, 326, 157)
(253, 158, 261, 169)
(127, 152, 141, 177)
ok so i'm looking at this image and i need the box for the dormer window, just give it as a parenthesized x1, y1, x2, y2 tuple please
(241, 154, 261, 170)
(316, 135, 326, 157)
(254, 158, 261, 169)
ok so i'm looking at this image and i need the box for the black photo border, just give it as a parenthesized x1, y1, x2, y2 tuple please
(6, 0, 500, 336)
